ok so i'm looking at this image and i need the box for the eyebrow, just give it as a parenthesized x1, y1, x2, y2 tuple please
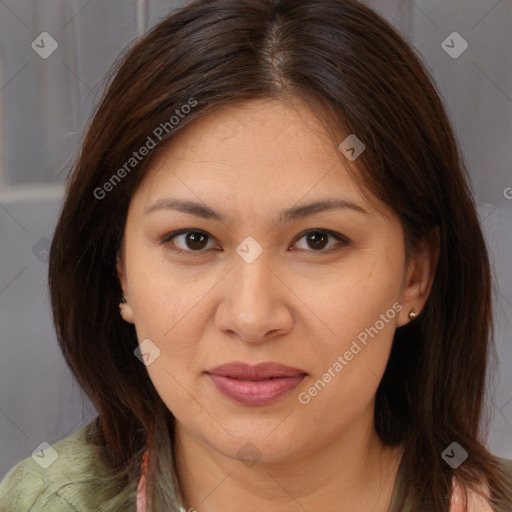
(144, 197, 369, 223)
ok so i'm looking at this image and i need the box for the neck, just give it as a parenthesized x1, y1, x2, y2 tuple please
(174, 407, 403, 512)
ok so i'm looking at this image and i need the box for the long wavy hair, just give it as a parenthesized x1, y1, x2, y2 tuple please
(48, 0, 512, 510)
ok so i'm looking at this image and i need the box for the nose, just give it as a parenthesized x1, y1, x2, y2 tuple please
(214, 254, 293, 344)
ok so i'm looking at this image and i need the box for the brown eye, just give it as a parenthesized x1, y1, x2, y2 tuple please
(305, 231, 329, 250)
(293, 230, 349, 253)
(164, 230, 217, 254)
(183, 231, 209, 250)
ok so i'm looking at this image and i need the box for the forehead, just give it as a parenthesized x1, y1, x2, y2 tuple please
(131, 98, 384, 218)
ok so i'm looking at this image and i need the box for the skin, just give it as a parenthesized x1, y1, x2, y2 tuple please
(117, 98, 439, 512)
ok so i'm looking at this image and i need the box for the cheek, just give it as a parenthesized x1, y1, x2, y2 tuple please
(124, 240, 202, 334)
(296, 303, 398, 432)
(294, 249, 403, 412)
(304, 246, 403, 347)
(143, 364, 195, 430)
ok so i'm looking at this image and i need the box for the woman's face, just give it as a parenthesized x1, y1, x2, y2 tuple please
(117, 98, 427, 464)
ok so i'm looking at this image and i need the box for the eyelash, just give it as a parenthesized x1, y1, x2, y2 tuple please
(160, 229, 350, 257)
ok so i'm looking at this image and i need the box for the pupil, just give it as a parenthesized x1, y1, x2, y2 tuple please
(307, 232, 328, 250)
(186, 232, 207, 250)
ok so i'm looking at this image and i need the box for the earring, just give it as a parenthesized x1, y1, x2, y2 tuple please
(119, 296, 127, 306)
(408, 310, 418, 319)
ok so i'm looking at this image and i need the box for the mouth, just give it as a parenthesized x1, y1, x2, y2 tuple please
(205, 361, 307, 406)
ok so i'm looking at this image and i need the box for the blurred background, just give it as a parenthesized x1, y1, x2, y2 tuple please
(1, 0, 511, 478)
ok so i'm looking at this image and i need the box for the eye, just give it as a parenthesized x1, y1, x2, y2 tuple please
(161, 228, 349, 256)
(292, 229, 350, 253)
(162, 229, 218, 255)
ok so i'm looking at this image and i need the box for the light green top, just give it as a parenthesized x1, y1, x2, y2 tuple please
(1, 418, 511, 511)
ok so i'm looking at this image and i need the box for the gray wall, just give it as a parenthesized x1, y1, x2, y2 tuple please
(1, 0, 511, 478)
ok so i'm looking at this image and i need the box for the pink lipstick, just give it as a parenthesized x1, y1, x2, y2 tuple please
(206, 362, 307, 406)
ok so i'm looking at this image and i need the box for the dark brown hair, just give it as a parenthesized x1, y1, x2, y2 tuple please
(48, 0, 512, 510)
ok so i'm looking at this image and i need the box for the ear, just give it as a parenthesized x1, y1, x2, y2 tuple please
(396, 227, 440, 327)
(116, 251, 135, 324)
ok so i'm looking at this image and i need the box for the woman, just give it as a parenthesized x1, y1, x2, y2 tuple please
(1, 0, 511, 510)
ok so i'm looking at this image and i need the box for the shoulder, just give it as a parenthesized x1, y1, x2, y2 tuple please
(0, 418, 133, 512)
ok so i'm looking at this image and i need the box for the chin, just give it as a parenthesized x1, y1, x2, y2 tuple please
(201, 419, 309, 464)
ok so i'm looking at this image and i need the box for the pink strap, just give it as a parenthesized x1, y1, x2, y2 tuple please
(136, 450, 149, 512)
(449, 476, 492, 512)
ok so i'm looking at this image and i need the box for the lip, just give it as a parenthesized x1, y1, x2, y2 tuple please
(205, 362, 307, 406)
